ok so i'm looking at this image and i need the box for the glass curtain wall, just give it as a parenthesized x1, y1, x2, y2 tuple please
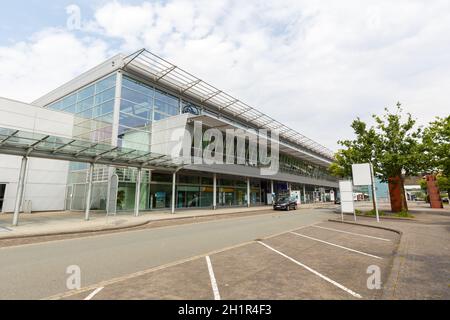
(176, 174, 214, 209)
(150, 172, 173, 210)
(118, 76, 180, 151)
(115, 168, 151, 212)
(217, 176, 248, 207)
(48, 74, 117, 211)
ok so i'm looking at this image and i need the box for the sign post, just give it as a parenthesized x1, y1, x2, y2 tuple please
(339, 180, 355, 222)
(369, 163, 380, 223)
(352, 163, 380, 223)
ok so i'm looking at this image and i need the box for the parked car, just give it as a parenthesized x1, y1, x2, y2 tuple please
(273, 196, 298, 211)
(334, 198, 341, 205)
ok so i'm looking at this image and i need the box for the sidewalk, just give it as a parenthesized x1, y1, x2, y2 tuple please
(332, 211, 450, 299)
(0, 203, 336, 239)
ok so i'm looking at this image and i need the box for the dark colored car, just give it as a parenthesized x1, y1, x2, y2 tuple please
(273, 196, 298, 211)
(334, 198, 341, 205)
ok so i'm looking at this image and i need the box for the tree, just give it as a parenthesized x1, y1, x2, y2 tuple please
(331, 103, 424, 212)
(421, 116, 450, 197)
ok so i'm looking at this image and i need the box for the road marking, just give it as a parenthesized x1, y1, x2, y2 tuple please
(206, 256, 221, 300)
(290, 232, 382, 260)
(0, 226, 12, 233)
(312, 225, 391, 242)
(84, 287, 104, 300)
(258, 241, 362, 298)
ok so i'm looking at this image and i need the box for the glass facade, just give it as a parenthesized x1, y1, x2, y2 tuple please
(48, 74, 117, 145)
(118, 76, 180, 151)
(45, 71, 335, 212)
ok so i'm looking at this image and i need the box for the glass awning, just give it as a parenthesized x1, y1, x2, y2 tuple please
(0, 127, 183, 170)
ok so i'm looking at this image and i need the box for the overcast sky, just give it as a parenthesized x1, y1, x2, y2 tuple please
(1, 0, 449, 151)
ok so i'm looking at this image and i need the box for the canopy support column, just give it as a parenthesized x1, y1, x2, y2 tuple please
(134, 168, 142, 217)
(247, 178, 251, 208)
(213, 173, 217, 210)
(85, 163, 94, 221)
(12, 156, 28, 226)
(171, 172, 177, 214)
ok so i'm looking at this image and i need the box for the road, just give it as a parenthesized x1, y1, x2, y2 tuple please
(0, 209, 334, 300)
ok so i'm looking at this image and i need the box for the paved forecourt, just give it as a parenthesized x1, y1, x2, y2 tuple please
(59, 221, 400, 300)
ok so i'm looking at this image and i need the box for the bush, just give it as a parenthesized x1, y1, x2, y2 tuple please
(364, 209, 385, 217)
(394, 210, 414, 218)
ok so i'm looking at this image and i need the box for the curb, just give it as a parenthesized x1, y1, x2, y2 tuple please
(328, 219, 403, 235)
(333, 211, 415, 221)
(0, 208, 273, 241)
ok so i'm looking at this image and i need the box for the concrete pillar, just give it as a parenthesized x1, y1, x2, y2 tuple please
(85, 163, 94, 221)
(12, 156, 28, 226)
(247, 178, 251, 208)
(213, 173, 217, 210)
(303, 185, 306, 204)
(171, 172, 177, 214)
(134, 168, 142, 217)
(270, 180, 275, 205)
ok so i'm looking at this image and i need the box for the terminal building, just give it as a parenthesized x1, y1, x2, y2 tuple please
(0, 49, 338, 219)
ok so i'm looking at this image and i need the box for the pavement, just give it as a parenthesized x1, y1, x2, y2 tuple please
(336, 212, 450, 300)
(0, 205, 281, 239)
(0, 207, 337, 300)
(0, 203, 448, 300)
(57, 219, 400, 300)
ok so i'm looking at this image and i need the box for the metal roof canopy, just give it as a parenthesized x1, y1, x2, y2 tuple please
(189, 114, 332, 167)
(123, 49, 335, 162)
(0, 127, 183, 170)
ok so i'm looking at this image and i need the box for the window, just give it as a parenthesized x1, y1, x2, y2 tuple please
(96, 74, 117, 93)
(77, 85, 95, 101)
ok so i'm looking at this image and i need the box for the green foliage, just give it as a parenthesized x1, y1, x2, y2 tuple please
(328, 162, 348, 178)
(363, 209, 385, 216)
(421, 116, 450, 177)
(437, 174, 450, 192)
(332, 103, 424, 183)
(419, 178, 427, 190)
(394, 210, 414, 218)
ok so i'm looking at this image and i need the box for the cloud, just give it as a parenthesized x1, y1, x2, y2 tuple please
(1, 0, 450, 151)
(0, 28, 109, 103)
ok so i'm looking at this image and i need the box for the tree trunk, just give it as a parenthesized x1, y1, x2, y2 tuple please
(388, 175, 408, 213)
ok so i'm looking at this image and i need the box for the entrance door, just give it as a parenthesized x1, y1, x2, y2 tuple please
(0, 184, 5, 212)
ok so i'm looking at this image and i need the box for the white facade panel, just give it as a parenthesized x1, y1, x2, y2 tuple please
(0, 98, 74, 213)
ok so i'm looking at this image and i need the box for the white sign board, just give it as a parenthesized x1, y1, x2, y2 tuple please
(291, 191, 302, 205)
(339, 180, 354, 214)
(352, 163, 372, 186)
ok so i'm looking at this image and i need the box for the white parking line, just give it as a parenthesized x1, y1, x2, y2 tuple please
(312, 225, 391, 242)
(290, 232, 382, 260)
(206, 256, 221, 300)
(258, 241, 362, 298)
(84, 287, 104, 300)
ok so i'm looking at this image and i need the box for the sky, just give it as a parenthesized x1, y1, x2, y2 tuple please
(0, 0, 449, 151)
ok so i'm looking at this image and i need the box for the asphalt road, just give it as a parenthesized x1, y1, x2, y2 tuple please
(0, 209, 334, 300)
